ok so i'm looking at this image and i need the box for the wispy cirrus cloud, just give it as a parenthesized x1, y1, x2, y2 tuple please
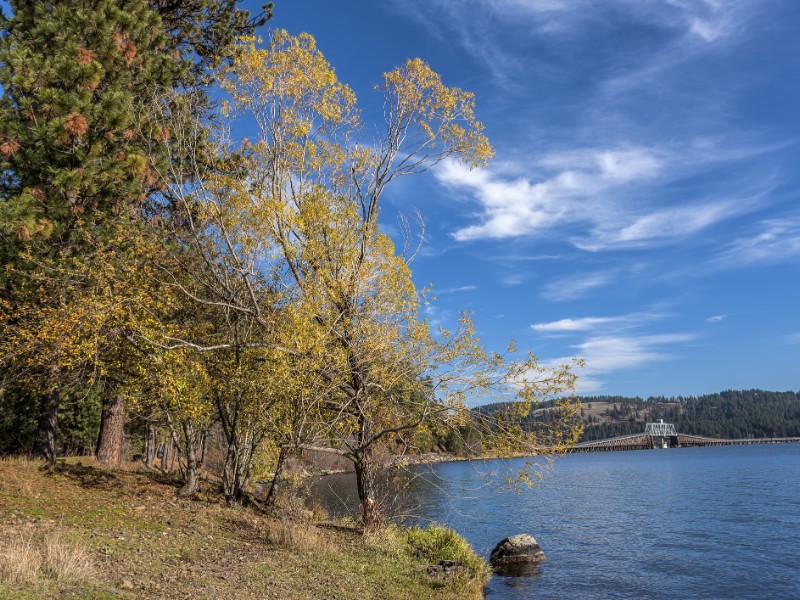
(391, 0, 757, 82)
(574, 199, 748, 252)
(395, 0, 786, 260)
(545, 332, 698, 393)
(533, 316, 623, 333)
(712, 216, 800, 267)
(431, 285, 477, 295)
(532, 309, 666, 333)
(534, 305, 694, 393)
(540, 270, 615, 302)
(500, 273, 528, 287)
(491, 0, 751, 42)
(576, 333, 697, 371)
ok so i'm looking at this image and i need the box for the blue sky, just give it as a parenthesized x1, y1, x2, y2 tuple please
(249, 1, 799, 398)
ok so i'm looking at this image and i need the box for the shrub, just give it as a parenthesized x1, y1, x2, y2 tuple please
(405, 524, 488, 577)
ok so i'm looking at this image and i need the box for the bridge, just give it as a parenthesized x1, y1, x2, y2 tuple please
(569, 420, 800, 453)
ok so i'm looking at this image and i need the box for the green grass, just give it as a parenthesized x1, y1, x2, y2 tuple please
(0, 456, 488, 599)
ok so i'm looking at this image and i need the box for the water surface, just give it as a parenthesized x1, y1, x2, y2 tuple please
(314, 444, 800, 599)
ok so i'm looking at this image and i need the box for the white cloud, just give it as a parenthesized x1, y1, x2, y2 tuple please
(670, 0, 748, 42)
(438, 141, 770, 250)
(689, 18, 724, 42)
(706, 315, 726, 323)
(713, 216, 800, 267)
(575, 200, 745, 251)
(540, 271, 615, 302)
(538, 148, 662, 182)
(576, 333, 696, 371)
(545, 332, 698, 393)
(391, 0, 755, 82)
(439, 147, 664, 243)
(433, 285, 477, 295)
(437, 161, 573, 241)
(403, 0, 749, 42)
(532, 309, 665, 332)
(533, 316, 621, 332)
(501, 273, 527, 287)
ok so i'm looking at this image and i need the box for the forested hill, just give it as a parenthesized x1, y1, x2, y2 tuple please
(483, 390, 800, 442)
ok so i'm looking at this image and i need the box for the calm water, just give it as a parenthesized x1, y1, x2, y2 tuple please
(313, 444, 800, 599)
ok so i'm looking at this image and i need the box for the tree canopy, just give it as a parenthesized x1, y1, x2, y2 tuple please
(1, 12, 582, 526)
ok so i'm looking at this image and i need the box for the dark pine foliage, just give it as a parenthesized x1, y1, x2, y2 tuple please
(582, 390, 800, 441)
(481, 390, 800, 442)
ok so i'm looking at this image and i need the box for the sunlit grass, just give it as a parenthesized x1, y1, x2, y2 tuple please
(0, 458, 486, 599)
(0, 532, 94, 585)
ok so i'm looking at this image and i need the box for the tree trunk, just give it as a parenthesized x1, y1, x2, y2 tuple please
(144, 421, 157, 467)
(354, 446, 378, 528)
(33, 386, 59, 465)
(198, 430, 207, 468)
(264, 444, 289, 510)
(222, 436, 239, 502)
(222, 436, 257, 504)
(177, 421, 199, 498)
(160, 439, 170, 473)
(218, 397, 249, 504)
(96, 394, 125, 466)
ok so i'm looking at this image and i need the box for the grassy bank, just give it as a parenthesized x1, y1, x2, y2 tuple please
(0, 457, 488, 599)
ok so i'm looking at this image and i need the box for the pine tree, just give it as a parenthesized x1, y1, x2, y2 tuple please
(0, 0, 176, 463)
(0, 0, 175, 245)
(151, 0, 274, 87)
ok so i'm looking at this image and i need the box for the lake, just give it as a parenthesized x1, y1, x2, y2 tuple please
(313, 444, 800, 599)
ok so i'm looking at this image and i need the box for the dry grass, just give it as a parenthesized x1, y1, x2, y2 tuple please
(0, 458, 486, 599)
(43, 534, 95, 581)
(266, 518, 330, 552)
(0, 455, 45, 467)
(0, 532, 94, 585)
(0, 534, 41, 584)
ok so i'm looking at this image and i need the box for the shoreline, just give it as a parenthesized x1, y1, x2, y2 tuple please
(0, 456, 489, 599)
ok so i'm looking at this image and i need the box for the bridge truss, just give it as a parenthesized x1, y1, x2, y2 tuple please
(643, 421, 677, 436)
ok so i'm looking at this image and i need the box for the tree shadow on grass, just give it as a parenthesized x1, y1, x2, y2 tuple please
(43, 460, 120, 490)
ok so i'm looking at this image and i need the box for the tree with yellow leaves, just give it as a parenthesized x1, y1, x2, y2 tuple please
(148, 30, 582, 524)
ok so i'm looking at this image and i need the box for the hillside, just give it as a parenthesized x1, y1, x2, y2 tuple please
(576, 389, 800, 441)
(481, 389, 800, 443)
(0, 457, 487, 600)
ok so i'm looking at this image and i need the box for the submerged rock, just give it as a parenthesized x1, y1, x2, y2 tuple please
(489, 534, 546, 572)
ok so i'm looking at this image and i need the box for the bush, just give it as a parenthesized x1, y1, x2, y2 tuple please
(405, 524, 488, 577)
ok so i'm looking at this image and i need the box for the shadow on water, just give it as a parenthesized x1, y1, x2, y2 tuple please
(309, 471, 359, 519)
(492, 562, 543, 578)
(309, 467, 430, 523)
(486, 565, 544, 600)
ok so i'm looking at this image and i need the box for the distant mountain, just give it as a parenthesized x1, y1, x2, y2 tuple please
(482, 389, 800, 442)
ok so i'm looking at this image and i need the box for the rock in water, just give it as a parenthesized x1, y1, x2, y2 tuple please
(489, 534, 546, 567)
